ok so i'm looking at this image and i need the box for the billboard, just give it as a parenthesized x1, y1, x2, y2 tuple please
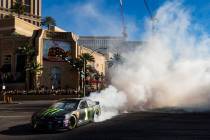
(43, 39, 71, 61)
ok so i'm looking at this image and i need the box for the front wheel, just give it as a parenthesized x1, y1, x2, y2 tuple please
(68, 115, 78, 130)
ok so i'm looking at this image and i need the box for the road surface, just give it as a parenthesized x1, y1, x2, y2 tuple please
(0, 101, 210, 140)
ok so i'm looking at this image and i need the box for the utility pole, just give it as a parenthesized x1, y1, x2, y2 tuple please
(83, 58, 86, 97)
(144, 0, 157, 33)
(120, 0, 128, 39)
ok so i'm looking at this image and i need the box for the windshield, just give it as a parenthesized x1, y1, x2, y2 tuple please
(51, 101, 78, 111)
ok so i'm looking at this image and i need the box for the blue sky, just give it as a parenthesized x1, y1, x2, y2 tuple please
(42, 0, 210, 40)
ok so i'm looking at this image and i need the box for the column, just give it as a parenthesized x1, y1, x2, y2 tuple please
(8, 0, 11, 8)
(30, 0, 34, 15)
(34, 0, 37, 15)
(38, 0, 41, 16)
(3, 0, 6, 8)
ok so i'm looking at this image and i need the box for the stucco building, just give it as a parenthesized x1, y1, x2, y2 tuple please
(0, 17, 106, 91)
(0, 0, 41, 26)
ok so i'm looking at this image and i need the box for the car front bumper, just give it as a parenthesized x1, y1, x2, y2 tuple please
(32, 118, 69, 130)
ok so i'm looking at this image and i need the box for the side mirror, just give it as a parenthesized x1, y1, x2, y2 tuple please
(95, 101, 100, 105)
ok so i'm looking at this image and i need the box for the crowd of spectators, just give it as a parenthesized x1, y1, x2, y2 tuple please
(0, 89, 80, 96)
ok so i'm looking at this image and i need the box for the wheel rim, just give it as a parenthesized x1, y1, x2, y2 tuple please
(33, 123, 37, 129)
(94, 110, 100, 121)
(69, 116, 77, 129)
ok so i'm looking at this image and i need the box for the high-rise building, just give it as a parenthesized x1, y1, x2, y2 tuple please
(0, 0, 41, 26)
(78, 36, 125, 59)
(78, 36, 143, 59)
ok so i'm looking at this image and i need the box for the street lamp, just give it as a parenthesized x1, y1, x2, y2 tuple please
(2, 83, 6, 90)
(51, 85, 54, 90)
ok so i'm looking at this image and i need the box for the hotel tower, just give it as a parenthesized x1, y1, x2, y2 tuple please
(0, 0, 41, 26)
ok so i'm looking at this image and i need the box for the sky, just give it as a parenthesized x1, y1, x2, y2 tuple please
(42, 0, 210, 41)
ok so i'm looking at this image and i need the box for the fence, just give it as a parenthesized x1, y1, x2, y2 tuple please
(0, 89, 81, 103)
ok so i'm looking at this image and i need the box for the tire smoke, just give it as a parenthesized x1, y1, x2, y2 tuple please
(89, 1, 210, 121)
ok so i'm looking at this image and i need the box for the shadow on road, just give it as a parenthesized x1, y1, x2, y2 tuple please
(0, 123, 64, 136)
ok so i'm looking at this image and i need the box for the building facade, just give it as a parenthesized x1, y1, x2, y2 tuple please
(33, 30, 81, 90)
(0, 17, 39, 89)
(78, 36, 143, 60)
(0, 0, 41, 26)
(0, 17, 106, 91)
(78, 36, 124, 59)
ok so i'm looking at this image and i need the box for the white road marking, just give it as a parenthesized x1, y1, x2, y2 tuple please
(0, 108, 41, 110)
(0, 116, 29, 118)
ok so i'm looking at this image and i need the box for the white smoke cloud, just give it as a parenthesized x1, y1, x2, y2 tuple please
(89, 1, 210, 121)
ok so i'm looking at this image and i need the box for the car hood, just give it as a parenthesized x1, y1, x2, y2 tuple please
(35, 108, 72, 119)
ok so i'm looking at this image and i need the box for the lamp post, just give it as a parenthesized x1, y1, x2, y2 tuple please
(82, 58, 86, 97)
(51, 85, 54, 90)
(2, 83, 6, 90)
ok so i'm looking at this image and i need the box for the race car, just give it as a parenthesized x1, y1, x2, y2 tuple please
(31, 98, 101, 130)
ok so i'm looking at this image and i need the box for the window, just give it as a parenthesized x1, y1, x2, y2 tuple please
(79, 101, 88, 109)
(6, 0, 8, 8)
(51, 67, 61, 89)
(25, 0, 31, 13)
(37, 0, 39, 15)
(4, 55, 11, 64)
(33, 0, 35, 15)
(16, 54, 26, 72)
(87, 100, 95, 107)
(51, 101, 78, 111)
(3, 55, 11, 72)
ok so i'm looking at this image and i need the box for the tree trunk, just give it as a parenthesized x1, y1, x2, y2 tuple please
(25, 57, 30, 93)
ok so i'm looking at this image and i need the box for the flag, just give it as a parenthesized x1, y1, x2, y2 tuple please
(120, 0, 123, 6)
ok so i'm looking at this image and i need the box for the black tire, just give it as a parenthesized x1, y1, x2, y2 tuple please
(31, 121, 38, 130)
(68, 115, 78, 130)
(93, 109, 101, 122)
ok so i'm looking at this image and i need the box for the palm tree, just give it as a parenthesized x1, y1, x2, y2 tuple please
(80, 53, 95, 64)
(11, 2, 26, 18)
(109, 53, 123, 67)
(113, 53, 122, 63)
(41, 16, 56, 30)
(79, 53, 95, 96)
(17, 42, 35, 57)
(27, 61, 43, 89)
(17, 41, 35, 91)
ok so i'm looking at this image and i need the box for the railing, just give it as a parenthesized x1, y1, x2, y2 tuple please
(0, 89, 80, 96)
(0, 7, 41, 22)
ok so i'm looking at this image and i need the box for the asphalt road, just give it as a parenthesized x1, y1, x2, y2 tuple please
(0, 101, 210, 140)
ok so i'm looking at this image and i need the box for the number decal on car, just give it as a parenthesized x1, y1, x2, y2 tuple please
(85, 108, 88, 120)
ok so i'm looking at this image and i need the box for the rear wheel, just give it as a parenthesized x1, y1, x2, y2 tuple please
(68, 115, 78, 130)
(93, 109, 101, 122)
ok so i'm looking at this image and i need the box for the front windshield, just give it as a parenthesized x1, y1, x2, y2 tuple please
(51, 101, 78, 111)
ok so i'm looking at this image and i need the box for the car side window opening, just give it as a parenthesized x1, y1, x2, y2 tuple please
(87, 100, 95, 107)
(79, 101, 88, 109)
(51, 101, 78, 110)
(64, 103, 77, 110)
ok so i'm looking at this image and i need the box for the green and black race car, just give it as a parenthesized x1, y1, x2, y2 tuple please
(31, 98, 101, 130)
